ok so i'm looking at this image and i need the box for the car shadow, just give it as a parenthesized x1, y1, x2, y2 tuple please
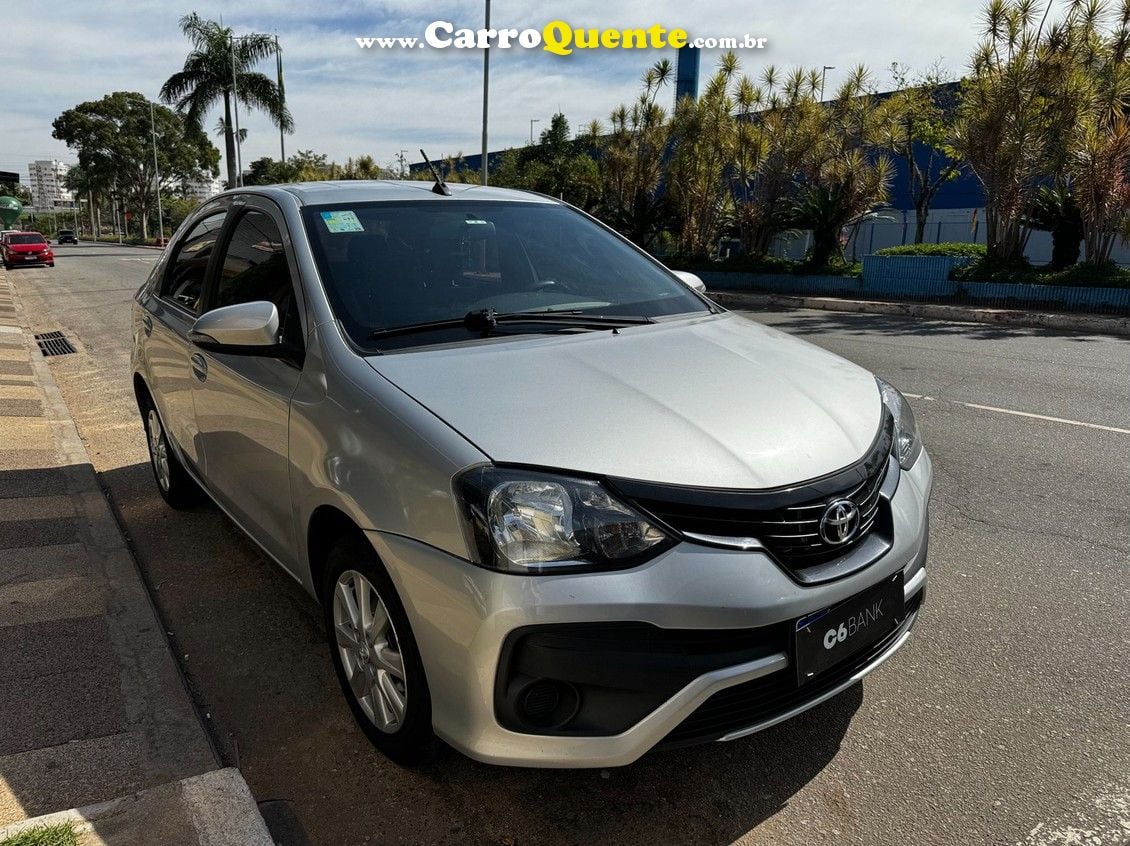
(97, 459, 861, 846)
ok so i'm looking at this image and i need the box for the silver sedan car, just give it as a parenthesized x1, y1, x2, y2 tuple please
(131, 181, 932, 768)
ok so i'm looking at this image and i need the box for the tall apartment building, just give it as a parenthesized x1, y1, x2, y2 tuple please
(28, 160, 74, 210)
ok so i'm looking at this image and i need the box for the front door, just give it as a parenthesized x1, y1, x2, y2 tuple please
(190, 201, 305, 567)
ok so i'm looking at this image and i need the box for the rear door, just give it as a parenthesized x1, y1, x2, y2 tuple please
(190, 198, 305, 566)
(143, 209, 228, 469)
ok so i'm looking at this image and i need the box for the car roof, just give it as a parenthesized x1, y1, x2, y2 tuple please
(218, 179, 560, 207)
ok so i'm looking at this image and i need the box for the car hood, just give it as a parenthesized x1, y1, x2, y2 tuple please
(7, 243, 49, 252)
(365, 313, 883, 489)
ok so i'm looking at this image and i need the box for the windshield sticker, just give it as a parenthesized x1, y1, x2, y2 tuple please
(320, 210, 364, 233)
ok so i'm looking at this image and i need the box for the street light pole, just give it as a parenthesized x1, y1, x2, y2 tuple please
(821, 65, 835, 101)
(275, 33, 286, 163)
(529, 118, 540, 145)
(150, 101, 164, 243)
(480, 0, 491, 185)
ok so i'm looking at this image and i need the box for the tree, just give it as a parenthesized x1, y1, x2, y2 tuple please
(667, 53, 743, 257)
(592, 60, 675, 247)
(490, 114, 601, 208)
(52, 92, 220, 240)
(1023, 184, 1084, 268)
(880, 64, 962, 244)
(953, 0, 1088, 262)
(730, 66, 824, 257)
(0, 178, 32, 206)
(788, 66, 893, 267)
(161, 13, 293, 189)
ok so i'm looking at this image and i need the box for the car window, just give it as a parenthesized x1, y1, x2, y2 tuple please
(209, 210, 303, 351)
(159, 212, 227, 312)
(8, 234, 46, 245)
(301, 201, 709, 349)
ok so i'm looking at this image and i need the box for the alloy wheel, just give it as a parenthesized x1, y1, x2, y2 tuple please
(333, 569, 408, 732)
(147, 409, 171, 492)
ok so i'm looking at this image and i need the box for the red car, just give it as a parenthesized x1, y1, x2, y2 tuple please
(2, 232, 55, 269)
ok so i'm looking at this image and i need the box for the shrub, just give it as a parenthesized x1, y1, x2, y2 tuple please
(874, 242, 987, 257)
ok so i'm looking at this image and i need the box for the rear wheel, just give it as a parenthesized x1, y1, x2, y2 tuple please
(142, 400, 203, 509)
(323, 535, 435, 766)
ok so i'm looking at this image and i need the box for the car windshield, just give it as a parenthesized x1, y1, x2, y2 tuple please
(9, 234, 45, 245)
(301, 200, 710, 349)
(58, 230, 74, 235)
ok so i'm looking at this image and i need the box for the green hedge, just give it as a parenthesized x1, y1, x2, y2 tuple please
(952, 256, 1130, 288)
(874, 242, 987, 257)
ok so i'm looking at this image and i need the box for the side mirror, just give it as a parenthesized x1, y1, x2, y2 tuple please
(189, 301, 279, 352)
(671, 270, 707, 294)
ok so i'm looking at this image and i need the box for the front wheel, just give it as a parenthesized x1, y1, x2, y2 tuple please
(142, 401, 203, 509)
(323, 535, 435, 766)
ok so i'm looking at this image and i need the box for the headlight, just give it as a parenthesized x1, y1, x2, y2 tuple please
(455, 467, 674, 574)
(877, 377, 923, 470)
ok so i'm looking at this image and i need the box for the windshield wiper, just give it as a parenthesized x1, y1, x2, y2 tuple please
(367, 309, 654, 341)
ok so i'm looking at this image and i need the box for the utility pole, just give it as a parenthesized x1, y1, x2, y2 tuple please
(150, 101, 164, 243)
(397, 150, 408, 179)
(480, 0, 490, 185)
(275, 34, 286, 163)
(821, 65, 835, 101)
(529, 118, 540, 145)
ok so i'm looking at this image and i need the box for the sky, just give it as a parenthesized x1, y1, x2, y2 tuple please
(0, 0, 990, 182)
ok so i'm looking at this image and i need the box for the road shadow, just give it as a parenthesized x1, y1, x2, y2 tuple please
(98, 459, 860, 846)
(734, 303, 1127, 343)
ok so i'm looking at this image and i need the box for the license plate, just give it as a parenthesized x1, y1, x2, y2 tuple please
(794, 573, 903, 685)
(24, 255, 38, 261)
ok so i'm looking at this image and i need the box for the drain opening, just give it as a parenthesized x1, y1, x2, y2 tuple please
(34, 331, 76, 357)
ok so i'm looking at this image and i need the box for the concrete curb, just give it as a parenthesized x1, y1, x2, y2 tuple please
(0, 268, 282, 844)
(708, 290, 1130, 338)
(0, 769, 273, 846)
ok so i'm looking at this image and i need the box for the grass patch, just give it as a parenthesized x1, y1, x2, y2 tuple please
(875, 242, 986, 257)
(0, 822, 79, 846)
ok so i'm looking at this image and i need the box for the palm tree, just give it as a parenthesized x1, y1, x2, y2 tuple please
(161, 13, 293, 189)
(214, 117, 247, 145)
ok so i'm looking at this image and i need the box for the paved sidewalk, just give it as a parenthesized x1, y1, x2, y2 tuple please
(0, 270, 270, 843)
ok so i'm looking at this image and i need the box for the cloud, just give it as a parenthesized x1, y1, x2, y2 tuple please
(0, 0, 987, 178)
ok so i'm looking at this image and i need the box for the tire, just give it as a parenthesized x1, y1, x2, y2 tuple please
(141, 398, 204, 509)
(323, 534, 435, 766)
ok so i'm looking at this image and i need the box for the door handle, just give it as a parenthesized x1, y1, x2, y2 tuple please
(141, 314, 153, 337)
(190, 352, 208, 382)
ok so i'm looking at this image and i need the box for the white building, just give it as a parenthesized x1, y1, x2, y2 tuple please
(182, 175, 224, 201)
(28, 160, 73, 211)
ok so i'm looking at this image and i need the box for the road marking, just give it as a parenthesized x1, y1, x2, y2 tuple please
(118, 257, 156, 263)
(904, 394, 1130, 435)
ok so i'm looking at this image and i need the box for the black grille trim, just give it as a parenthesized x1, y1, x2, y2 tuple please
(607, 412, 895, 581)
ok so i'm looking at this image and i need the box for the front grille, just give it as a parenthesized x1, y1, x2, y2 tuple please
(611, 413, 895, 579)
(660, 592, 922, 749)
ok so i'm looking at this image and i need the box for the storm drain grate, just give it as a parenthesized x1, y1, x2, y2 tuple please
(34, 331, 76, 357)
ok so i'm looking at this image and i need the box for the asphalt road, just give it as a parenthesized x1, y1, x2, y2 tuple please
(8, 240, 1129, 846)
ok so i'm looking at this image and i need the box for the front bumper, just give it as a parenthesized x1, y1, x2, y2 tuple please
(368, 450, 932, 768)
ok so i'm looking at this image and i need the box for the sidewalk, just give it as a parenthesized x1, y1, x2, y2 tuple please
(0, 270, 273, 844)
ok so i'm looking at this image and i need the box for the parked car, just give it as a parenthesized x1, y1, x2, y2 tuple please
(2, 232, 54, 269)
(131, 182, 932, 768)
(57, 229, 78, 245)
